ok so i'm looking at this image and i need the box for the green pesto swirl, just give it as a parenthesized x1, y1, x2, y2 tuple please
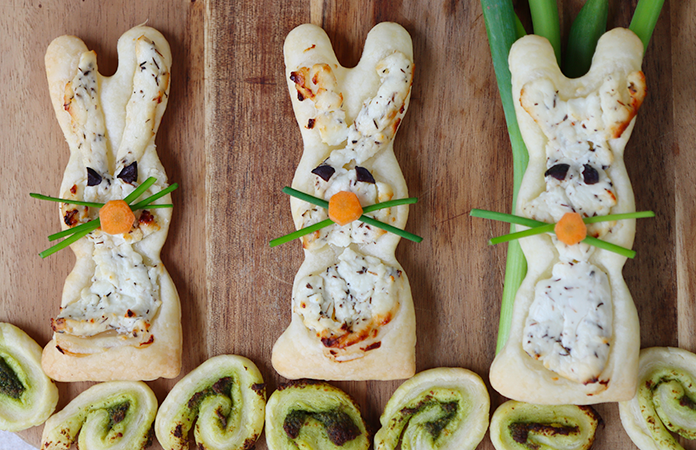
(0, 323, 58, 432)
(155, 355, 266, 450)
(41, 381, 156, 450)
(374, 367, 489, 450)
(620, 347, 696, 450)
(265, 380, 369, 450)
(490, 401, 602, 450)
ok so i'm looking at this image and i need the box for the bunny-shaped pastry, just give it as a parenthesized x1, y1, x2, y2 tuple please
(41, 25, 181, 381)
(272, 23, 416, 380)
(490, 28, 646, 404)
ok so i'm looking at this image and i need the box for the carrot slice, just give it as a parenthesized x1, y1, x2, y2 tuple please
(328, 191, 363, 226)
(99, 200, 135, 235)
(554, 212, 587, 246)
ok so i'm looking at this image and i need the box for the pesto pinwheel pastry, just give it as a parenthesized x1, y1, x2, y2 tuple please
(265, 380, 370, 450)
(155, 355, 266, 450)
(41, 381, 157, 450)
(374, 367, 489, 450)
(619, 347, 696, 450)
(490, 28, 646, 404)
(272, 22, 416, 381)
(41, 25, 181, 381)
(0, 323, 58, 431)
(490, 401, 602, 450)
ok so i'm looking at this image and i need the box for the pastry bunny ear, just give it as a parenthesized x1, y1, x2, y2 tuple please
(105, 26, 171, 163)
(45, 26, 171, 184)
(284, 22, 413, 122)
(45, 36, 93, 156)
(112, 32, 171, 179)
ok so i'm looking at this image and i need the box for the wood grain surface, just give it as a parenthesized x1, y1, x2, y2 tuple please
(0, 0, 692, 449)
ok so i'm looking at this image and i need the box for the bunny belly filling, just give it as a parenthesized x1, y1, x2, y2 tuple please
(523, 261, 613, 384)
(52, 234, 161, 344)
(293, 248, 402, 361)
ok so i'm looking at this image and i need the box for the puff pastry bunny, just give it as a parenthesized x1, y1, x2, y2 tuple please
(41, 25, 181, 381)
(490, 29, 645, 404)
(272, 23, 416, 380)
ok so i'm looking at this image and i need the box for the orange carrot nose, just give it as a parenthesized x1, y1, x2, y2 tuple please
(328, 191, 363, 226)
(554, 212, 587, 246)
(99, 200, 136, 235)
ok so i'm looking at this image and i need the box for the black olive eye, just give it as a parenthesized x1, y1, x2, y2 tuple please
(311, 164, 335, 182)
(117, 161, 138, 183)
(86, 167, 102, 186)
(544, 164, 570, 181)
(582, 164, 600, 185)
(355, 166, 375, 184)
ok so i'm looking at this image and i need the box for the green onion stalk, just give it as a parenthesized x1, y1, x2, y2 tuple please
(480, 0, 529, 353)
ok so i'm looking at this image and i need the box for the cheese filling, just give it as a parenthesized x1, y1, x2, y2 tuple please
(520, 72, 643, 384)
(294, 248, 401, 348)
(57, 236, 160, 338)
(523, 261, 612, 383)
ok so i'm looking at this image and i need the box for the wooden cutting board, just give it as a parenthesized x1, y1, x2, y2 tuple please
(2, 0, 693, 449)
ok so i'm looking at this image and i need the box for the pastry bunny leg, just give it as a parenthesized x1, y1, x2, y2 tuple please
(41, 25, 181, 382)
(272, 23, 416, 380)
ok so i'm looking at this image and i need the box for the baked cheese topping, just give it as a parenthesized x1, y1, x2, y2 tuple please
(52, 36, 171, 346)
(291, 52, 412, 249)
(520, 70, 645, 384)
(523, 261, 612, 383)
(294, 247, 401, 351)
(57, 244, 160, 338)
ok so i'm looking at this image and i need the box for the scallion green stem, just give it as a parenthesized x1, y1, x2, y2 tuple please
(514, 14, 527, 39)
(362, 197, 417, 213)
(583, 236, 636, 259)
(29, 193, 103, 208)
(583, 210, 655, 223)
(48, 219, 100, 242)
(529, 0, 561, 64)
(476, 209, 653, 257)
(563, 0, 608, 78)
(489, 223, 554, 245)
(470, 209, 544, 228)
(130, 183, 178, 210)
(358, 216, 422, 243)
(140, 204, 173, 209)
(481, 0, 530, 353)
(471, 208, 654, 226)
(488, 224, 637, 258)
(282, 187, 328, 209)
(124, 177, 157, 204)
(269, 219, 333, 247)
(40, 221, 100, 258)
(629, 0, 665, 51)
(276, 188, 422, 244)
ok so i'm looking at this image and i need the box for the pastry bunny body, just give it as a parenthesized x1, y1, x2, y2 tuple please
(490, 28, 644, 404)
(41, 25, 181, 381)
(272, 23, 416, 380)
